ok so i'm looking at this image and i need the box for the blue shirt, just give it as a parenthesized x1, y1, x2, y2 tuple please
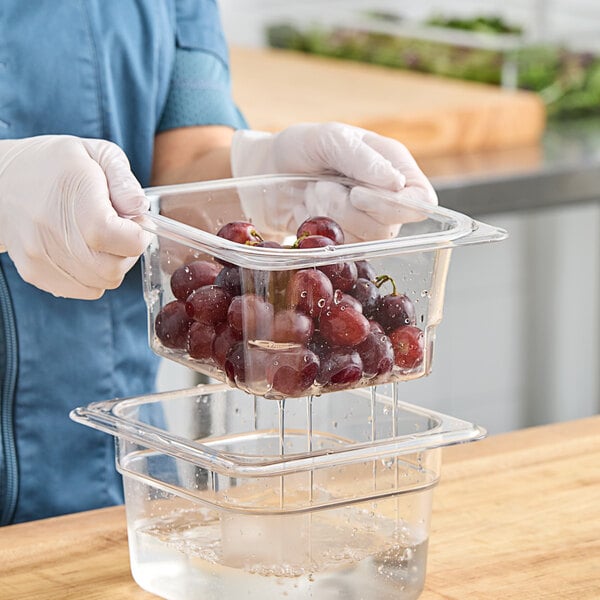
(0, 0, 246, 524)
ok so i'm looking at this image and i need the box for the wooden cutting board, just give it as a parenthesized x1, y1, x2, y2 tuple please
(230, 47, 546, 159)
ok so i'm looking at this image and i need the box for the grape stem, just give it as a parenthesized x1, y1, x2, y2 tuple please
(291, 232, 310, 248)
(374, 274, 397, 295)
(246, 229, 265, 245)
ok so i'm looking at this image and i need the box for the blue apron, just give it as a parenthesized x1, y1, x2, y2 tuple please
(0, 0, 237, 524)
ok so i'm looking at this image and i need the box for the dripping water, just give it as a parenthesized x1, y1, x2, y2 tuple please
(253, 395, 258, 432)
(307, 395, 314, 563)
(392, 381, 400, 524)
(306, 396, 314, 502)
(278, 398, 286, 509)
(370, 386, 377, 492)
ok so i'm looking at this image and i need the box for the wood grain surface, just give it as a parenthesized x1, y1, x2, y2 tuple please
(229, 47, 547, 159)
(1, 416, 599, 600)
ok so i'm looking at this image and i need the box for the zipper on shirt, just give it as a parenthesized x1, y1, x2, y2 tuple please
(0, 261, 18, 525)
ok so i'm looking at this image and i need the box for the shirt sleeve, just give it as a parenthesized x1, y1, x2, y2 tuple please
(157, 47, 248, 132)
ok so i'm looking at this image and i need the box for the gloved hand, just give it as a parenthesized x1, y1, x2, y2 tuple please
(230, 122, 437, 241)
(0, 135, 149, 299)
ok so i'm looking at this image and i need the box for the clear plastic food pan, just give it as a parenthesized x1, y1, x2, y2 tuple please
(71, 383, 485, 600)
(139, 174, 506, 398)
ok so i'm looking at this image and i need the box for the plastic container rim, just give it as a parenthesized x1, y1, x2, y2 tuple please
(70, 383, 487, 478)
(139, 174, 507, 270)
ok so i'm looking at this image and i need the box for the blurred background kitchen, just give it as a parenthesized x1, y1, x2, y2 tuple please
(159, 0, 600, 434)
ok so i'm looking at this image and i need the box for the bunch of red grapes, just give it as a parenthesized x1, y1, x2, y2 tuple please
(154, 216, 424, 397)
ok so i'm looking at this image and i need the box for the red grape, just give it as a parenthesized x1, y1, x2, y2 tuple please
(216, 221, 263, 245)
(319, 261, 358, 292)
(212, 322, 242, 369)
(227, 294, 274, 340)
(297, 216, 344, 245)
(267, 348, 320, 396)
(224, 341, 246, 382)
(355, 260, 376, 281)
(376, 293, 416, 332)
(308, 331, 331, 359)
(225, 342, 268, 384)
(155, 300, 192, 349)
(187, 321, 216, 360)
(356, 331, 394, 377)
(214, 266, 242, 297)
(170, 260, 221, 301)
(389, 325, 424, 369)
(317, 348, 363, 386)
(333, 290, 363, 313)
(349, 278, 380, 318)
(186, 285, 231, 325)
(216, 222, 264, 267)
(368, 319, 385, 335)
(257, 240, 282, 249)
(286, 269, 334, 318)
(319, 304, 370, 347)
(296, 235, 334, 249)
(272, 309, 314, 345)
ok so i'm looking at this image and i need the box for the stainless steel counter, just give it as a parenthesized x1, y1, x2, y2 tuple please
(424, 118, 600, 215)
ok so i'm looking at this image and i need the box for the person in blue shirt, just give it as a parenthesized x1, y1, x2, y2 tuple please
(0, 1, 436, 525)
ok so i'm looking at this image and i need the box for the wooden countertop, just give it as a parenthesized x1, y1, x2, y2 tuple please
(229, 47, 546, 159)
(2, 416, 599, 600)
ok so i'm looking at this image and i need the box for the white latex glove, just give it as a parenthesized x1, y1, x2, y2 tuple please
(0, 135, 149, 299)
(237, 179, 409, 243)
(230, 122, 437, 241)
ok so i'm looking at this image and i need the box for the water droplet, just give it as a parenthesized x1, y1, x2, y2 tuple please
(421, 290, 429, 297)
(300, 290, 308, 298)
(381, 457, 395, 469)
(317, 298, 326, 308)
